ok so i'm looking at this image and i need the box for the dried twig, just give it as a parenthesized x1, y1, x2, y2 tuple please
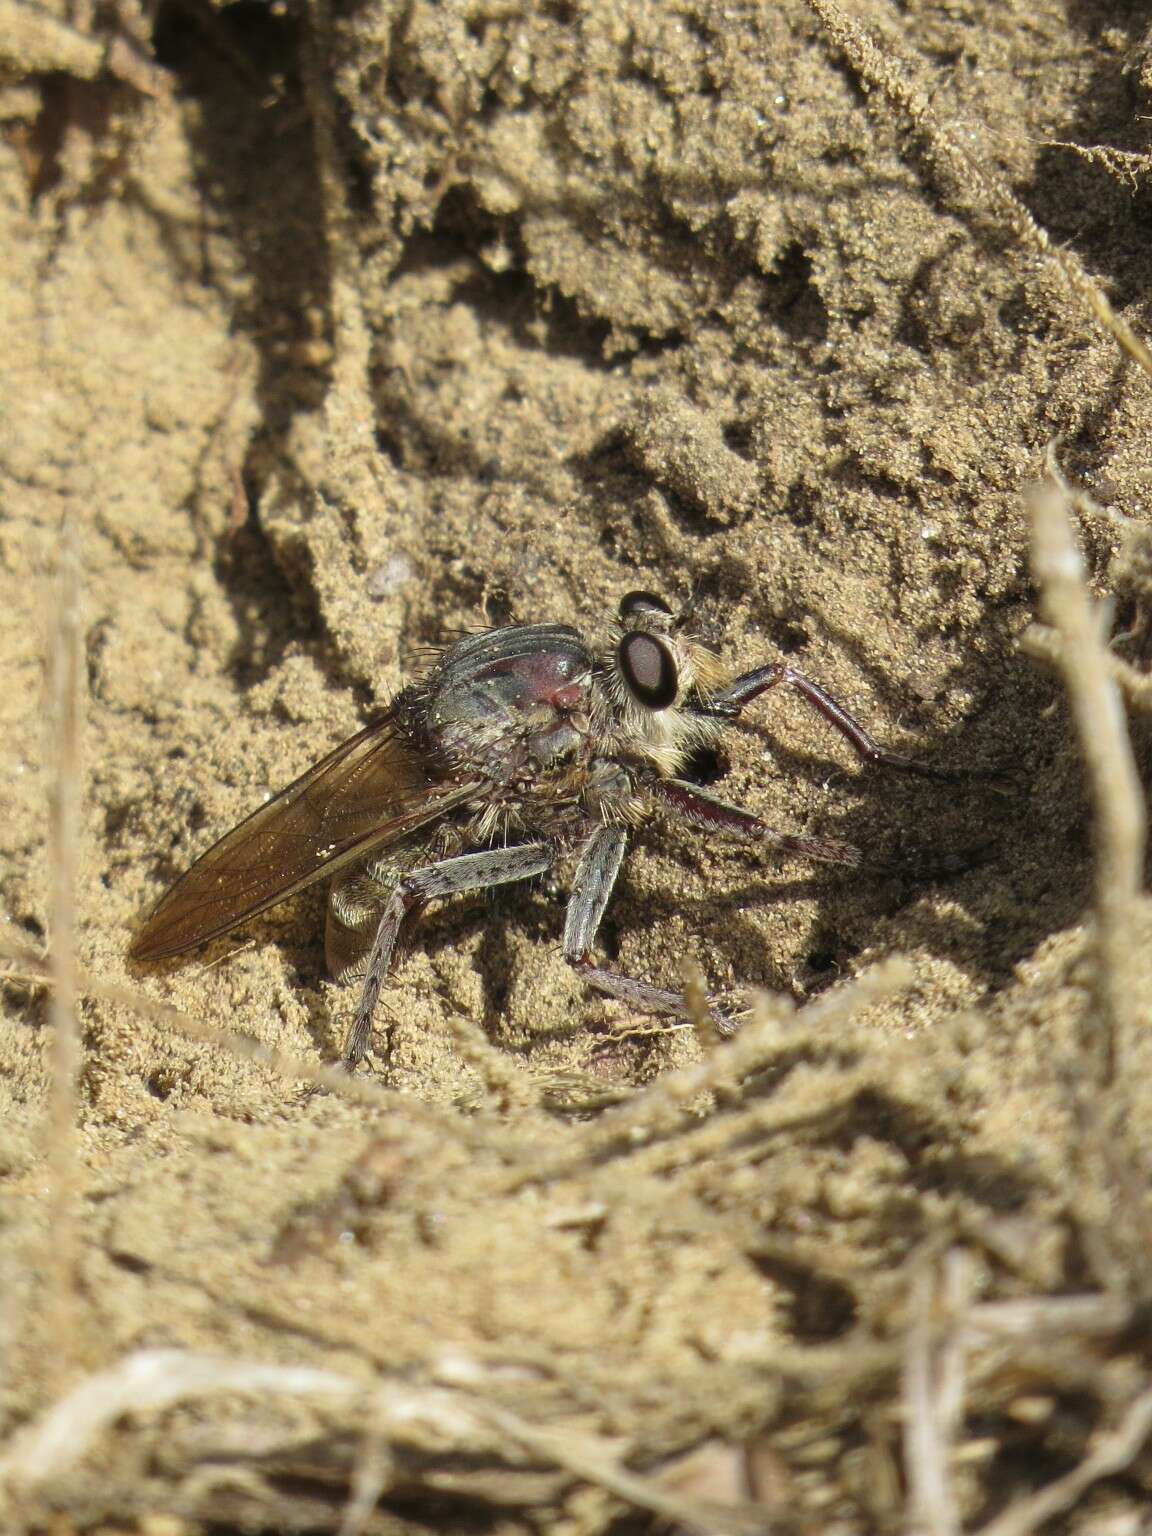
(338, 1423, 394, 1536)
(1029, 471, 1147, 1083)
(442, 1007, 544, 1114)
(45, 518, 83, 1385)
(959, 1293, 1134, 1346)
(0, 1350, 353, 1488)
(0, 1348, 767, 1535)
(0, 935, 501, 1147)
(973, 1383, 1152, 1536)
(902, 1251, 974, 1536)
(500, 958, 913, 1190)
(681, 955, 725, 1048)
(1042, 141, 1151, 193)
(1019, 624, 1152, 712)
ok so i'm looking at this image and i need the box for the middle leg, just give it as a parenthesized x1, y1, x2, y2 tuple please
(563, 823, 733, 1032)
(341, 841, 555, 1069)
(653, 776, 980, 879)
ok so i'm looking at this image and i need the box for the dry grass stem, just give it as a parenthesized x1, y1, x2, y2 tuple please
(0, 1348, 766, 1535)
(338, 1427, 394, 1536)
(594, 956, 909, 1141)
(45, 517, 83, 1387)
(501, 958, 912, 1190)
(443, 1008, 544, 1113)
(5, 4, 1152, 1532)
(973, 1383, 1152, 1536)
(1019, 625, 1152, 711)
(803, 0, 1152, 381)
(472, 1406, 767, 1535)
(903, 1266, 956, 1536)
(0, 935, 502, 1143)
(681, 955, 724, 1047)
(0, 1350, 354, 1489)
(1042, 141, 1151, 192)
(902, 1251, 974, 1536)
(959, 1294, 1135, 1346)
(1029, 473, 1148, 1084)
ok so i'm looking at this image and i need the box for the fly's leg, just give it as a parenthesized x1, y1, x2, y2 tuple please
(327, 857, 411, 984)
(654, 778, 864, 863)
(712, 662, 971, 780)
(563, 824, 735, 1034)
(341, 842, 554, 1070)
(653, 778, 978, 879)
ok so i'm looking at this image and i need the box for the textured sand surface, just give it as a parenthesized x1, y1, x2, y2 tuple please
(3, 2, 1152, 1530)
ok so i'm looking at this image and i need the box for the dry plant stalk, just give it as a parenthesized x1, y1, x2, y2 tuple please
(803, 0, 1152, 381)
(45, 517, 83, 1386)
(900, 1285, 1147, 1536)
(960, 1293, 1134, 1345)
(442, 1006, 544, 1113)
(1020, 624, 1152, 712)
(1029, 474, 1148, 1084)
(1042, 140, 1151, 193)
(902, 1250, 974, 1536)
(501, 958, 913, 1190)
(973, 1384, 1152, 1536)
(0, 1348, 768, 1536)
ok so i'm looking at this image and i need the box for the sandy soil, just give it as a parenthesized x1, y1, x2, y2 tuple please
(3, 0, 1152, 1530)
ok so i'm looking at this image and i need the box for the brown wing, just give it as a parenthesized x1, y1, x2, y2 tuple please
(130, 714, 480, 962)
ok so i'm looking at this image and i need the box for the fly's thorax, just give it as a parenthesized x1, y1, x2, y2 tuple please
(424, 622, 598, 783)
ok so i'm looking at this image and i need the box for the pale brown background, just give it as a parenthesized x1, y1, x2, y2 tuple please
(2, 0, 1152, 1529)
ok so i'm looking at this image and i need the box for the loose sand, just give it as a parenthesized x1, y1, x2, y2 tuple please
(3, 1, 1152, 1530)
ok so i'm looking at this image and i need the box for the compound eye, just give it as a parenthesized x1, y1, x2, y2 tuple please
(618, 590, 673, 623)
(618, 630, 678, 710)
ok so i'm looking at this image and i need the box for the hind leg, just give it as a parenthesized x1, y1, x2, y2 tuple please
(336, 842, 556, 1070)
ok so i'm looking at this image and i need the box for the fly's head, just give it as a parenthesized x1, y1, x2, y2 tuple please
(606, 590, 729, 777)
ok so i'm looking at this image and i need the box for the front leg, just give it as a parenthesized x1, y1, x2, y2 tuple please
(712, 662, 955, 779)
(341, 842, 554, 1070)
(563, 824, 734, 1032)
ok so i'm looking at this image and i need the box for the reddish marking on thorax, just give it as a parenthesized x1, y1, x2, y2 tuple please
(551, 682, 587, 711)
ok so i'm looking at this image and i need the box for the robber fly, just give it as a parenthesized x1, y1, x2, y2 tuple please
(130, 591, 960, 1069)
